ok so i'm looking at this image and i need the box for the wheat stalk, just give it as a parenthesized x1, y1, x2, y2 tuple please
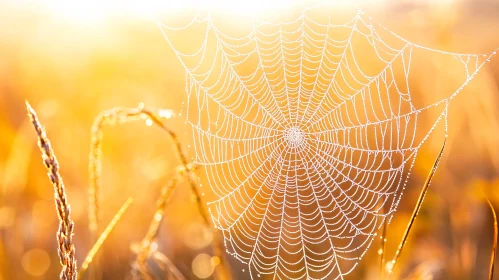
(26, 101, 77, 280)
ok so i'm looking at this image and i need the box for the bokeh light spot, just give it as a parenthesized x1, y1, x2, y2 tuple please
(192, 253, 214, 279)
(21, 249, 51, 276)
(210, 256, 220, 267)
(0, 207, 15, 228)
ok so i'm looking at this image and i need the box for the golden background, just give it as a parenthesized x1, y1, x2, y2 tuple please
(1, 0, 499, 279)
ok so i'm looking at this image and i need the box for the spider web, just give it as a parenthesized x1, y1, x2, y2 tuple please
(157, 5, 496, 279)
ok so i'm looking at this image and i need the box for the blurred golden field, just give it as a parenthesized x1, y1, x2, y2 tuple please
(1, 0, 499, 279)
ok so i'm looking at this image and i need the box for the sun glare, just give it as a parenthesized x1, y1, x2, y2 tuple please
(46, 0, 108, 23)
(44, 0, 360, 24)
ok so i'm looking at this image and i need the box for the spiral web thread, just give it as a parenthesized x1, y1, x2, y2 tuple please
(157, 6, 496, 279)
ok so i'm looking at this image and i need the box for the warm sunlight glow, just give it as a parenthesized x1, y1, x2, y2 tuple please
(1, 0, 493, 279)
(44, 0, 369, 24)
(46, 1, 108, 23)
(45, 0, 291, 23)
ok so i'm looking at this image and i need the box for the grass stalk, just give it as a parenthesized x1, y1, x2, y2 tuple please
(486, 198, 497, 280)
(132, 164, 202, 279)
(88, 104, 232, 280)
(79, 197, 134, 279)
(151, 251, 186, 280)
(135, 178, 178, 272)
(26, 101, 77, 280)
(88, 105, 173, 237)
(387, 140, 446, 278)
(145, 110, 232, 280)
(89, 108, 146, 238)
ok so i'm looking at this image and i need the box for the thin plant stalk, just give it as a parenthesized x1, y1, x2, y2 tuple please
(89, 108, 146, 237)
(88, 106, 173, 237)
(136, 178, 178, 265)
(88, 105, 232, 280)
(144, 108, 232, 280)
(134, 176, 185, 280)
(387, 140, 446, 279)
(486, 198, 497, 280)
(26, 101, 77, 280)
(88, 115, 104, 239)
(79, 197, 134, 279)
(88, 107, 156, 279)
(152, 251, 186, 280)
(134, 165, 201, 279)
(139, 109, 210, 224)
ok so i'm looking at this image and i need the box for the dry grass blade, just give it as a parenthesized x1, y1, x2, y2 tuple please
(88, 114, 104, 238)
(88, 105, 173, 237)
(139, 109, 211, 226)
(87, 107, 151, 280)
(151, 251, 186, 280)
(387, 139, 446, 278)
(141, 108, 232, 279)
(79, 197, 134, 279)
(89, 108, 144, 237)
(26, 101, 77, 280)
(132, 176, 185, 280)
(486, 198, 497, 280)
(131, 152, 208, 280)
(135, 178, 178, 266)
(88, 105, 232, 280)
